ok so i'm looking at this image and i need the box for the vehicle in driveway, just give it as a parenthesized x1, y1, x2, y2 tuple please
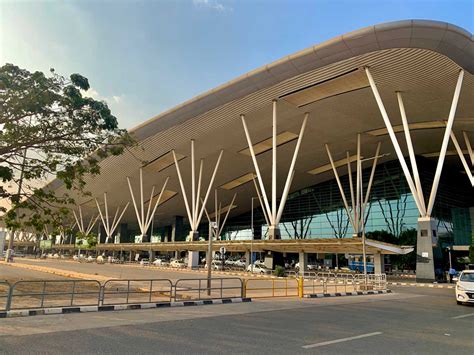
(247, 263, 272, 274)
(456, 270, 474, 305)
(153, 258, 169, 266)
(170, 259, 186, 268)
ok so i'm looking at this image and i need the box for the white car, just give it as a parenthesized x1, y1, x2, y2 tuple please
(456, 270, 474, 305)
(205, 260, 224, 270)
(247, 263, 272, 274)
(233, 259, 246, 268)
(295, 263, 318, 270)
(170, 259, 186, 268)
(153, 258, 169, 266)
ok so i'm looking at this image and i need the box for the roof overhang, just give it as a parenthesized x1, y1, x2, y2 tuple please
(90, 237, 413, 255)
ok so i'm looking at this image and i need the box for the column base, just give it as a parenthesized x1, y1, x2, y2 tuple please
(187, 231, 199, 242)
(268, 226, 281, 240)
(416, 217, 437, 283)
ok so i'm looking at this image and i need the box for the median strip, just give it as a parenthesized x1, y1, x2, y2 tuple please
(0, 297, 252, 319)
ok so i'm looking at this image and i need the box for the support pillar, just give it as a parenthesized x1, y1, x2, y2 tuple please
(150, 250, 155, 261)
(171, 216, 184, 242)
(245, 250, 251, 269)
(373, 252, 384, 275)
(416, 217, 437, 282)
(187, 250, 199, 269)
(298, 252, 307, 272)
(264, 251, 273, 269)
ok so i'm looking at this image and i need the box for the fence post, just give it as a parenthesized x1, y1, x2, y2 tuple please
(99, 284, 104, 306)
(242, 279, 247, 298)
(298, 276, 303, 298)
(6, 283, 13, 311)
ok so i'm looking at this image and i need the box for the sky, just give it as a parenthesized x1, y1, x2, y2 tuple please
(1, 0, 473, 129)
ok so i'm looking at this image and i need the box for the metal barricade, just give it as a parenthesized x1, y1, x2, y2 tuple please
(244, 278, 298, 298)
(0, 281, 11, 311)
(302, 278, 327, 295)
(102, 279, 173, 305)
(7, 279, 101, 310)
(174, 277, 243, 301)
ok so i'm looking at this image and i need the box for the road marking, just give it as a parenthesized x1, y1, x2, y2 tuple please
(302, 332, 383, 349)
(452, 312, 474, 319)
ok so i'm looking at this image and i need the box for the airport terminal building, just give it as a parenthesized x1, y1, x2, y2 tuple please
(6, 20, 474, 282)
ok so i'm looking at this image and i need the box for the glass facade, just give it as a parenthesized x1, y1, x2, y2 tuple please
(221, 159, 474, 245)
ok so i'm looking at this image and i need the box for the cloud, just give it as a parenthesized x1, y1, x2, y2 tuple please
(82, 88, 124, 105)
(83, 88, 100, 100)
(112, 95, 123, 104)
(192, 0, 232, 12)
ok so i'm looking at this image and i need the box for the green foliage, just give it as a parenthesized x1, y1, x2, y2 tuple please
(75, 232, 97, 249)
(366, 229, 417, 270)
(0, 63, 134, 232)
(273, 265, 286, 277)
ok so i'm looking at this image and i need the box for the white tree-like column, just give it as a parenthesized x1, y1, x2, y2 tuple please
(241, 100, 308, 239)
(127, 167, 169, 239)
(95, 193, 130, 243)
(172, 140, 223, 240)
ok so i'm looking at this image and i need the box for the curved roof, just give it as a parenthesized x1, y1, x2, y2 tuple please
(46, 19, 473, 228)
(131, 19, 473, 141)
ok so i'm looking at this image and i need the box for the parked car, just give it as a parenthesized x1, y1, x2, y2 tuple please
(153, 258, 169, 266)
(205, 260, 224, 270)
(170, 259, 186, 268)
(233, 259, 246, 268)
(295, 263, 318, 271)
(456, 270, 474, 305)
(247, 263, 272, 274)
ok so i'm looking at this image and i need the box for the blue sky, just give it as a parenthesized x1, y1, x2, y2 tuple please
(1, 0, 472, 129)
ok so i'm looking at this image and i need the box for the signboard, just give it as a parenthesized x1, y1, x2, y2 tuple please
(151, 235, 161, 243)
(134, 235, 143, 243)
(40, 240, 52, 250)
(219, 246, 226, 255)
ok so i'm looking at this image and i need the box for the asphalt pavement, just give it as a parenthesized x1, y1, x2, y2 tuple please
(0, 286, 473, 354)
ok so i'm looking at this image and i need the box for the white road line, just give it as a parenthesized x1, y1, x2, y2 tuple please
(302, 332, 383, 349)
(452, 313, 474, 319)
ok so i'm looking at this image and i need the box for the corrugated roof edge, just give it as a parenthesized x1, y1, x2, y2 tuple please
(129, 19, 473, 142)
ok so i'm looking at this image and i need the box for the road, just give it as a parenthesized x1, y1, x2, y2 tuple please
(9, 258, 235, 281)
(0, 286, 473, 354)
(0, 263, 72, 282)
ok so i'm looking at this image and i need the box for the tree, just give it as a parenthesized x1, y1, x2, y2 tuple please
(0, 64, 132, 237)
(366, 229, 417, 270)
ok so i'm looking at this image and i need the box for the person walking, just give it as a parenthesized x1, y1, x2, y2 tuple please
(448, 267, 456, 283)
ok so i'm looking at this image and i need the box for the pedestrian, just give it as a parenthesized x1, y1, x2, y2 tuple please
(448, 267, 456, 283)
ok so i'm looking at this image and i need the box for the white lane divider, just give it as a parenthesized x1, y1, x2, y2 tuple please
(452, 312, 474, 319)
(302, 332, 383, 349)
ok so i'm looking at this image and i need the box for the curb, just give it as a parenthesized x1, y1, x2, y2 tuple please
(388, 282, 455, 289)
(0, 297, 252, 319)
(304, 290, 392, 298)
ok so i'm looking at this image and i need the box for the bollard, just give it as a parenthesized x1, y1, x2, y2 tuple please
(242, 279, 247, 298)
(298, 276, 304, 298)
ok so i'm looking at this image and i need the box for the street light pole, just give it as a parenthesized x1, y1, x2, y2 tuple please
(251, 197, 255, 274)
(207, 220, 213, 296)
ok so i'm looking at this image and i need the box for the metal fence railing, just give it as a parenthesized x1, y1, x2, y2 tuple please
(6, 280, 102, 310)
(0, 273, 387, 311)
(300, 273, 387, 295)
(102, 279, 173, 305)
(0, 281, 11, 311)
(174, 277, 243, 301)
(244, 278, 299, 298)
